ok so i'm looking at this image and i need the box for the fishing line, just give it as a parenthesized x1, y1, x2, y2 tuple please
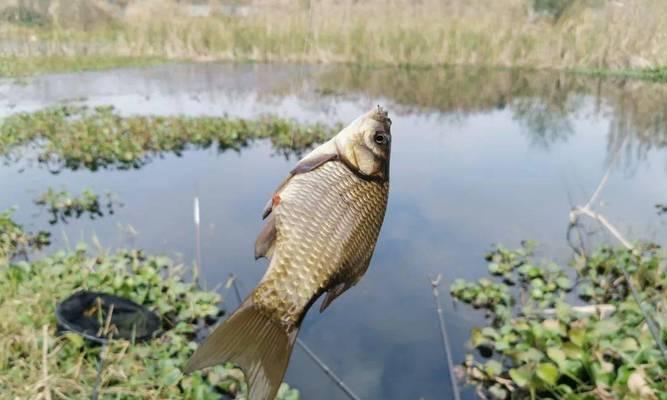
(430, 275, 462, 400)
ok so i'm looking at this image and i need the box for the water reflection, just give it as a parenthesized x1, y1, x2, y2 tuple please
(315, 67, 667, 166)
(1, 63, 667, 400)
(4, 63, 667, 170)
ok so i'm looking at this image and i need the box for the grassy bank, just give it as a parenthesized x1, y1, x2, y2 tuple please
(0, 211, 300, 399)
(2, 0, 667, 77)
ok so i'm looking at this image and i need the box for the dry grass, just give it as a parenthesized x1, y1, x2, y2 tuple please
(3, 0, 667, 72)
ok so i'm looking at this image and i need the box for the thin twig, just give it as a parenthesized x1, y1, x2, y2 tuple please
(569, 166, 667, 361)
(430, 274, 461, 400)
(42, 325, 52, 400)
(91, 344, 107, 400)
(92, 304, 115, 400)
(228, 275, 361, 400)
(582, 167, 611, 210)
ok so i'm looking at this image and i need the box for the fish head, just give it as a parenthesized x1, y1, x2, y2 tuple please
(335, 105, 392, 180)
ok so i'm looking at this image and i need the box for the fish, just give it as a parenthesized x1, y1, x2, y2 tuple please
(184, 106, 392, 400)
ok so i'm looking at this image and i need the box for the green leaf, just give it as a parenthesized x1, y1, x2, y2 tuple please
(536, 362, 559, 386)
(509, 367, 532, 388)
(485, 359, 503, 377)
(556, 276, 573, 290)
(488, 384, 508, 399)
(569, 326, 586, 347)
(546, 347, 566, 368)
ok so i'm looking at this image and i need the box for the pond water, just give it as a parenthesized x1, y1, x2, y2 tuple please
(2, 63, 667, 400)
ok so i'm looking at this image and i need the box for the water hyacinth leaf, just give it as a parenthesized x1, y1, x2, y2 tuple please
(617, 337, 639, 352)
(488, 384, 508, 399)
(454, 243, 667, 398)
(516, 347, 544, 363)
(568, 326, 586, 347)
(546, 347, 566, 368)
(509, 367, 532, 388)
(488, 262, 501, 274)
(536, 362, 559, 386)
(561, 342, 583, 359)
(555, 276, 573, 290)
(485, 359, 503, 377)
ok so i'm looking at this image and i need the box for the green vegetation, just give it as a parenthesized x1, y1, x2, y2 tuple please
(35, 188, 122, 224)
(0, 105, 340, 171)
(0, 211, 299, 399)
(2, 0, 667, 77)
(0, 208, 50, 264)
(451, 242, 667, 399)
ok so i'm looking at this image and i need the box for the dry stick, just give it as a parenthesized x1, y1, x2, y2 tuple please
(92, 304, 115, 400)
(194, 197, 203, 288)
(430, 274, 461, 400)
(228, 275, 362, 400)
(569, 167, 667, 361)
(42, 325, 52, 400)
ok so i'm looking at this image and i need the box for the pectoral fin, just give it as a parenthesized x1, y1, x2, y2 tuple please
(261, 152, 338, 219)
(255, 213, 276, 260)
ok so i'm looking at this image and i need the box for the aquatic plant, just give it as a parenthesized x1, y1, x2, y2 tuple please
(0, 213, 300, 399)
(0, 208, 50, 263)
(0, 105, 340, 171)
(35, 188, 122, 224)
(451, 243, 667, 399)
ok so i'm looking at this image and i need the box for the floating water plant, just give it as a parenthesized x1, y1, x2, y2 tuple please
(451, 243, 667, 399)
(0, 211, 300, 399)
(35, 188, 122, 224)
(0, 208, 50, 263)
(0, 105, 340, 172)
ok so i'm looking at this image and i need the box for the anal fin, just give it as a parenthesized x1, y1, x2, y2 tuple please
(319, 282, 352, 313)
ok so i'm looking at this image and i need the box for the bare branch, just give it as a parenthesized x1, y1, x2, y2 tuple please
(568, 165, 667, 361)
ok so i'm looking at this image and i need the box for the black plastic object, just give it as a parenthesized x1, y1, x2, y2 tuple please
(56, 291, 161, 344)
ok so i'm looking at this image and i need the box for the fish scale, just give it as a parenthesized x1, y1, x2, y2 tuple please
(252, 160, 389, 327)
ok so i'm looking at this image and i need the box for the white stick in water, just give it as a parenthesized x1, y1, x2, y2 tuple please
(194, 197, 202, 286)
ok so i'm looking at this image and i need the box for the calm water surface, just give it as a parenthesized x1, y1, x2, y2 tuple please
(2, 63, 667, 399)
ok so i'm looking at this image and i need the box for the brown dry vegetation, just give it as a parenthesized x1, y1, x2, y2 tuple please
(2, 0, 667, 72)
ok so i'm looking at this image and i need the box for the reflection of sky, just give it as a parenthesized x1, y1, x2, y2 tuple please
(2, 64, 667, 400)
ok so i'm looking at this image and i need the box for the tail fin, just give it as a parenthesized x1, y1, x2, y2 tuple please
(183, 297, 298, 400)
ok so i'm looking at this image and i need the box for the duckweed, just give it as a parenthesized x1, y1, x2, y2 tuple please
(452, 244, 667, 399)
(0, 105, 340, 172)
(0, 211, 299, 399)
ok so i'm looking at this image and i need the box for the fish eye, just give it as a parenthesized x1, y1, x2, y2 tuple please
(374, 132, 388, 145)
